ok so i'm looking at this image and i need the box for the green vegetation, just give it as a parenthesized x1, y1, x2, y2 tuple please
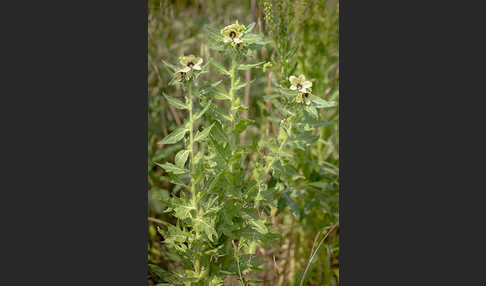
(148, 1, 339, 285)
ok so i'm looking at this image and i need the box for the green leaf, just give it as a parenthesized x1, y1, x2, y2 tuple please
(210, 121, 228, 142)
(308, 181, 327, 189)
(174, 149, 190, 168)
(312, 97, 337, 108)
(233, 119, 254, 134)
(148, 264, 179, 283)
(211, 60, 231, 76)
(209, 138, 230, 165)
(205, 103, 232, 122)
(284, 192, 300, 219)
(305, 105, 318, 118)
(163, 93, 187, 110)
(263, 94, 283, 100)
(199, 80, 222, 96)
(244, 22, 256, 34)
(241, 34, 268, 46)
(150, 188, 170, 204)
(194, 123, 215, 142)
(174, 205, 195, 220)
(276, 86, 299, 96)
(249, 218, 268, 234)
(212, 87, 231, 100)
(207, 171, 224, 192)
(159, 174, 190, 190)
(158, 128, 188, 145)
(206, 27, 225, 47)
(161, 60, 179, 73)
(234, 79, 255, 90)
(155, 162, 188, 175)
(195, 217, 218, 242)
(231, 104, 248, 113)
(237, 62, 265, 71)
(151, 143, 183, 162)
(194, 102, 211, 120)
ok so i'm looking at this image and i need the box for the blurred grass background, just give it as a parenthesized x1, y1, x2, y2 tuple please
(148, 0, 339, 285)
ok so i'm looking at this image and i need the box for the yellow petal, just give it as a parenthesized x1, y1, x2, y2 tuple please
(179, 56, 188, 66)
(289, 76, 299, 85)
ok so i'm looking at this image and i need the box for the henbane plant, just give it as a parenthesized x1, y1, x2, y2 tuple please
(151, 20, 276, 286)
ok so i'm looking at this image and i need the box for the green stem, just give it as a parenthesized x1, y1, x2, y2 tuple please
(229, 56, 237, 148)
(264, 116, 293, 175)
(188, 85, 196, 203)
(234, 242, 246, 286)
(188, 83, 200, 275)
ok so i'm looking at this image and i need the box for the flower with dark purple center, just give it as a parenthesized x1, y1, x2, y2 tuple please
(289, 75, 312, 93)
(221, 20, 246, 46)
(179, 55, 203, 72)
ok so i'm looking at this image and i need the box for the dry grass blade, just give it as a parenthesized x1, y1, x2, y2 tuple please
(299, 223, 339, 286)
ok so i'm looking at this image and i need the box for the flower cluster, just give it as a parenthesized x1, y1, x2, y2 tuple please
(289, 75, 313, 105)
(174, 54, 203, 81)
(220, 20, 246, 48)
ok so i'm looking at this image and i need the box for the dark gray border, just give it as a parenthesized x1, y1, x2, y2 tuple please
(1, 1, 148, 284)
(340, 0, 484, 284)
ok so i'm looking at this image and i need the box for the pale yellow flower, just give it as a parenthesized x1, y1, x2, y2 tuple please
(174, 69, 191, 82)
(221, 20, 246, 47)
(289, 75, 312, 93)
(179, 55, 203, 72)
(295, 92, 312, 105)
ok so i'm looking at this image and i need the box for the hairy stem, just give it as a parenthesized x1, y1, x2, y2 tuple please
(241, 69, 251, 144)
(229, 56, 237, 145)
(264, 115, 293, 175)
(188, 84, 200, 275)
(188, 85, 194, 172)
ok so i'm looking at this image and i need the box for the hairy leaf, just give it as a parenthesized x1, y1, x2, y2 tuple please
(194, 102, 212, 120)
(163, 93, 187, 110)
(195, 123, 215, 142)
(158, 128, 188, 145)
(233, 119, 254, 134)
(211, 60, 231, 76)
(161, 60, 179, 73)
(312, 96, 337, 108)
(155, 162, 188, 175)
(174, 149, 190, 168)
(237, 62, 265, 71)
(249, 218, 268, 234)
